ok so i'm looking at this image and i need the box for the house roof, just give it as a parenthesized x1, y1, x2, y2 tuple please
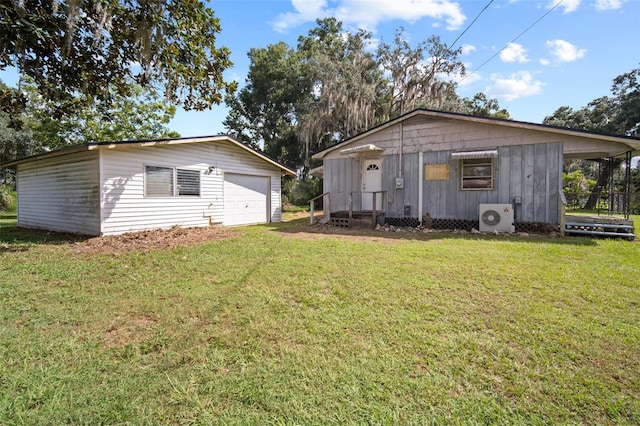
(0, 134, 296, 175)
(312, 109, 640, 159)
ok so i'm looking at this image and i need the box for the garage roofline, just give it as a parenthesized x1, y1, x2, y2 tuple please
(0, 134, 296, 176)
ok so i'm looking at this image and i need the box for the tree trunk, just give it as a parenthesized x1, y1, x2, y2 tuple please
(584, 159, 621, 210)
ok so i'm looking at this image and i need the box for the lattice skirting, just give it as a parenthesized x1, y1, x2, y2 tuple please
(385, 217, 560, 233)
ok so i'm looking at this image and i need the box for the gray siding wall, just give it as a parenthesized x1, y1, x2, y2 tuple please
(417, 142, 561, 223)
(101, 141, 283, 235)
(323, 157, 360, 212)
(324, 142, 562, 225)
(16, 151, 101, 235)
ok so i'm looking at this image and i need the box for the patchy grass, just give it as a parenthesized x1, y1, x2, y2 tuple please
(1, 216, 639, 424)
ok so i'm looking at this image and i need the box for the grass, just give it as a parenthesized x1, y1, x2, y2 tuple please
(1, 213, 639, 424)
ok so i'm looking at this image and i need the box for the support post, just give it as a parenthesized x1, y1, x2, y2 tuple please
(372, 192, 377, 228)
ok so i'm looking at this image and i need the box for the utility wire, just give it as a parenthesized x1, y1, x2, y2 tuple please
(450, 0, 494, 50)
(460, 0, 565, 82)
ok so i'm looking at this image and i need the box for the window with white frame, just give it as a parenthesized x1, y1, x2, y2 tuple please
(461, 158, 493, 190)
(145, 166, 201, 197)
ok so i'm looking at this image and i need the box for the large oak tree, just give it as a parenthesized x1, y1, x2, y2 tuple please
(0, 0, 236, 123)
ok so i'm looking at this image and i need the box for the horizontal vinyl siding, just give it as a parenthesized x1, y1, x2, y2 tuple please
(270, 175, 282, 222)
(17, 151, 100, 235)
(100, 141, 282, 235)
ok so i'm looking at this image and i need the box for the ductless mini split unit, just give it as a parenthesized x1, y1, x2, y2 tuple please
(479, 204, 515, 233)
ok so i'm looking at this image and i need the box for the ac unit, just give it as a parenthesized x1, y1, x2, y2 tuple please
(479, 204, 515, 233)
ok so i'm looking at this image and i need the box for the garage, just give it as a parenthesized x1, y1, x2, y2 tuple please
(223, 173, 270, 226)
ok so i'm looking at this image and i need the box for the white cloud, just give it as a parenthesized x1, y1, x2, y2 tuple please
(485, 71, 544, 101)
(272, 0, 328, 33)
(460, 44, 476, 55)
(595, 0, 623, 11)
(550, 0, 581, 14)
(545, 39, 586, 62)
(455, 70, 482, 87)
(500, 43, 529, 63)
(272, 0, 466, 33)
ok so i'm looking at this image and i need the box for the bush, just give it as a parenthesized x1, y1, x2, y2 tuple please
(282, 177, 321, 207)
(0, 184, 15, 212)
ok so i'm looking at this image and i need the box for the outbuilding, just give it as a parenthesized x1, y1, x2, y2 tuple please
(1, 135, 295, 235)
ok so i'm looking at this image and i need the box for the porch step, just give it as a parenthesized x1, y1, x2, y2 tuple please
(565, 217, 635, 241)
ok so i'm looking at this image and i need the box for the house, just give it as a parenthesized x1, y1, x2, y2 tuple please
(0, 135, 295, 235)
(312, 109, 639, 233)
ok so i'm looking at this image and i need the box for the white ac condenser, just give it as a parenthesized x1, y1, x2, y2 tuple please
(479, 204, 515, 233)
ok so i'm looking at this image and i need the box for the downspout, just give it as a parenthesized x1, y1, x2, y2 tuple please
(399, 121, 404, 179)
(418, 151, 423, 225)
(99, 150, 104, 235)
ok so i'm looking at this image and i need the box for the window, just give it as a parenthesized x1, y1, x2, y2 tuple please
(461, 158, 493, 190)
(177, 169, 200, 196)
(145, 166, 174, 197)
(145, 166, 200, 197)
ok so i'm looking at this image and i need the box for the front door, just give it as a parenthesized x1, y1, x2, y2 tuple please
(362, 159, 382, 211)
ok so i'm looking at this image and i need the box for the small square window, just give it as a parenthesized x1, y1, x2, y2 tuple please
(461, 158, 493, 190)
(177, 169, 200, 196)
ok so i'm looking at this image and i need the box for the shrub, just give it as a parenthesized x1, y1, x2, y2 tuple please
(282, 177, 321, 207)
(0, 184, 15, 212)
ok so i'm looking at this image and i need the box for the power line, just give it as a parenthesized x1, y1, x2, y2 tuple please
(460, 0, 565, 82)
(450, 0, 494, 50)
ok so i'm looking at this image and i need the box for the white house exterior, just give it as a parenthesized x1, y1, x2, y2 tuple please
(2, 135, 295, 235)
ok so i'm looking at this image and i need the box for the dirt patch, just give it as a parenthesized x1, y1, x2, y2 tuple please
(72, 226, 240, 255)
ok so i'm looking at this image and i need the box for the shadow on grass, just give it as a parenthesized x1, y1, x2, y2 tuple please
(0, 213, 90, 252)
(266, 217, 604, 246)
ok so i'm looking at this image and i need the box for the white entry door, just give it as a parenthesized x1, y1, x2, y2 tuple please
(362, 159, 382, 211)
(223, 173, 269, 226)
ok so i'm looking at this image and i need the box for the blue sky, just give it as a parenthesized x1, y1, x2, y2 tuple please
(2, 0, 639, 138)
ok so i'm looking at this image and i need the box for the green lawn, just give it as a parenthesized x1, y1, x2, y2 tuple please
(1, 213, 639, 424)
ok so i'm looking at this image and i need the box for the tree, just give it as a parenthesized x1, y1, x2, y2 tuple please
(611, 67, 640, 136)
(223, 42, 307, 167)
(562, 170, 596, 208)
(297, 18, 387, 164)
(543, 66, 640, 210)
(456, 92, 510, 119)
(22, 77, 179, 149)
(225, 19, 482, 174)
(377, 28, 464, 117)
(0, 81, 36, 185)
(0, 0, 236, 124)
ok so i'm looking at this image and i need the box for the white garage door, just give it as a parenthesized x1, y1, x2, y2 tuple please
(223, 173, 269, 226)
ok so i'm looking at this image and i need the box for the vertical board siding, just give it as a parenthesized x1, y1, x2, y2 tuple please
(342, 142, 562, 224)
(16, 151, 101, 235)
(323, 157, 359, 213)
(417, 142, 562, 223)
(100, 141, 283, 235)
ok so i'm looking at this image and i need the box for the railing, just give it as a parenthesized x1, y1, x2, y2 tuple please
(309, 192, 331, 224)
(348, 191, 386, 228)
(309, 191, 386, 227)
(564, 190, 630, 218)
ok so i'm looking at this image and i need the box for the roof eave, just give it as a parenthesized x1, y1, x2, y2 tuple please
(311, 109, 640, 159)
(0, 135, 297, 175)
